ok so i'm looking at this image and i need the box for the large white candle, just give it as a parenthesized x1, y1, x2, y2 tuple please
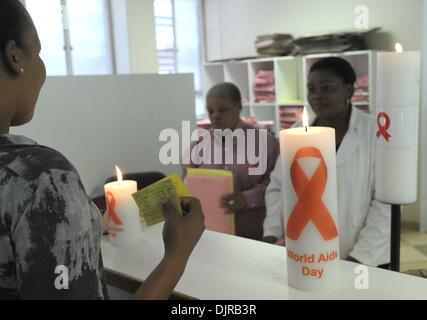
(104, 166, 142, 247)
(376, 44, 421, 204)
(280, 108, 340, 291)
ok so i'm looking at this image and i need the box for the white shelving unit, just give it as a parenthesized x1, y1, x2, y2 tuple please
(203, 50, 376, 138)
(224, 61, 250, 104)
(204, 62, 224, 91)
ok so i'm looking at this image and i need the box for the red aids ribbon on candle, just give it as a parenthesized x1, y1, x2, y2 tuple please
(286, 146, 338, 241)
(106, 191, 123, 225)
(376, 112, 392, 142)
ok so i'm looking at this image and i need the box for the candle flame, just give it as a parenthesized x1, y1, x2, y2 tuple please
(302, 107, 309, 132)
(115, 166, 123, 183)
(395, 43, 403, 53)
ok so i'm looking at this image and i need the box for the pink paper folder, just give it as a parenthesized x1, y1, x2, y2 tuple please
(186, 168, 235, 235)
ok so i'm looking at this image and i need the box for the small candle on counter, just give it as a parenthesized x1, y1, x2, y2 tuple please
(280, 108, 340, 291)
(375, 43, 421, 204)
(104, 166, 142, 247)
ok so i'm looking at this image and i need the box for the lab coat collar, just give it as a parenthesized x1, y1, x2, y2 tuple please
(336, 106, 363, 167)
(304, 107, 363, 167)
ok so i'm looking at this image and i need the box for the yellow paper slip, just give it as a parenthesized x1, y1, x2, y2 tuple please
(132, 173, 190, 227)
(166, 173, 192, 197)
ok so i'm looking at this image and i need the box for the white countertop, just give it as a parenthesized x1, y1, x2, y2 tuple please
(101, 223, 427, 300)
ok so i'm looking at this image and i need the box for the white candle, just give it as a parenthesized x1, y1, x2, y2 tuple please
(280, 108, 340, 291)
(104, 166, 142, 247)
(376, 44, 421, 204)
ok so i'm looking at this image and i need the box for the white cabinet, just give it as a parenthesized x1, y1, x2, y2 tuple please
(203, 0, 222, 62)
(203, 50, 376, 138)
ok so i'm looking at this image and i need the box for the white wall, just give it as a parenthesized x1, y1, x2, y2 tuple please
(175, 0, 205, 116)
(111, 0, 131, 74)
(111, 0, 158, 74)
(204, 0, 222, 61)
(127, 0, 158, 73)
(203, 0, 423, 61)
(11, 74, 195, 194)
(420, 0, 427, 231)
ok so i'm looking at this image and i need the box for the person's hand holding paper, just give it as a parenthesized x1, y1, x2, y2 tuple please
(162, 197, 205, 262)
(132, 173, 191, 227)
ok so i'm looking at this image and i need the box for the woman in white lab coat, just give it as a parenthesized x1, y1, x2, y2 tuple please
(263, 57, 390, 267)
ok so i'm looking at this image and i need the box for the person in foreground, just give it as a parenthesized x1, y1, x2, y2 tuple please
(0, 0, 204, 300)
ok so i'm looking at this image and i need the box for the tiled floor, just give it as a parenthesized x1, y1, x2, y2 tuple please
(400, 222, 427, 274)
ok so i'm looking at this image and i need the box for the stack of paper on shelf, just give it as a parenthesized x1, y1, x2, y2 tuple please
(279, 106, 303, 129)
(352, 74, 369, 103)
(293, 28, 380, 55)
(255, 33, 295, 56)
(254, 70, 276, 103)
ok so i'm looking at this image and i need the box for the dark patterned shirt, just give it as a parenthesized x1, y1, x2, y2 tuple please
(0, 135, 108, 299)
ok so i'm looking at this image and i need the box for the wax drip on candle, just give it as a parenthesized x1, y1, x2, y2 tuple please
(302, 107, 309, 133)
(116, 165, 123, 185)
